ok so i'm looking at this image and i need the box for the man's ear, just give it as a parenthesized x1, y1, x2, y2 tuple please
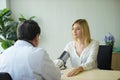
(33, 34, 40, 47)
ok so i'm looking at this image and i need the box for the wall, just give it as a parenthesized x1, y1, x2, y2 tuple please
(0, 0, 9, 9)
(9, 0, 120, 60)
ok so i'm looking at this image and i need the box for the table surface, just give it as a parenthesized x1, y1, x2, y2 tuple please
(61, 69, 120, 80)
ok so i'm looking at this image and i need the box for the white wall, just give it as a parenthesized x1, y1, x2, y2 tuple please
(0, 0, 9, 9)
(9, 0, 120, 60)
(0, 0, 6, 9)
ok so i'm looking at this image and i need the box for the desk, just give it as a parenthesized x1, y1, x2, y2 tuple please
(112, 52, 120, 70)
(61, 69, 120, 80)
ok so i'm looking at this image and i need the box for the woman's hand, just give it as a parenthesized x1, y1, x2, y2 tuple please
(67, 66, 83, 77)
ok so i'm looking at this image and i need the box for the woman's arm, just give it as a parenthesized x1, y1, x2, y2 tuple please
(67, 40, 99, 77)
(81, 40, 99, 70)
(67, 66, 84, 77)
(54, 51, 70, 70)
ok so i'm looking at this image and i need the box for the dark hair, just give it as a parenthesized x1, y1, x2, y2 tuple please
(17, 20, 41, 41)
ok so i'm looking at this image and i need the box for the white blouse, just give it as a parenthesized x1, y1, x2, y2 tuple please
(64, 39, 99, 70)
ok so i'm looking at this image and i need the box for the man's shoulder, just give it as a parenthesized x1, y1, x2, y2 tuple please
(66, 41, 74, 45)
(33, 47, 46, 53)
(32, 47, 48, 56)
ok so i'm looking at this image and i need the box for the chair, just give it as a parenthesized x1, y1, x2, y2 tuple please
(0, 72, 12, 80)
(97, 45, 113, 70)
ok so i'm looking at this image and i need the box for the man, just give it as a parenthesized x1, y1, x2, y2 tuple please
(0, 20, 61, 80)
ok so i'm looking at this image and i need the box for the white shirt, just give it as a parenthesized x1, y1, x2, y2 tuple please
(0, 40, 61, 80)
(64, 39, 99, 70)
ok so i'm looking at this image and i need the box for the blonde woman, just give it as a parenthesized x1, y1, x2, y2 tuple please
(54, 19, 99, 77)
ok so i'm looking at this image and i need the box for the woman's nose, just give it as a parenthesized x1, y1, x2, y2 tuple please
(73, 30, 77, 33)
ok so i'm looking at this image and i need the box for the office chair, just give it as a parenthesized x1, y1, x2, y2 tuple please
(0, 72, 12, 80)
(97, 45, 113, 70)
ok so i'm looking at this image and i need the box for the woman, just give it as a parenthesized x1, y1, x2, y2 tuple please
(54, 19, 99, 77)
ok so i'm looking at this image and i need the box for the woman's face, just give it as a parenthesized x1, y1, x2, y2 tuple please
(72, 23, 83, 39)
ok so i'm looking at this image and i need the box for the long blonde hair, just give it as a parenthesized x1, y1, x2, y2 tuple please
(72, 19, 91, 46)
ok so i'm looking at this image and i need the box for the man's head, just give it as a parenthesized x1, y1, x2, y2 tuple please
(17, 20, 41, 47)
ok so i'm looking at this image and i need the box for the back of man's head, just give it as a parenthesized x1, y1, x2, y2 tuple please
(17, 20, 41, 41)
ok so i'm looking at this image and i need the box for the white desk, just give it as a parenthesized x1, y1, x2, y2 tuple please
(61, 69, 120, 80)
